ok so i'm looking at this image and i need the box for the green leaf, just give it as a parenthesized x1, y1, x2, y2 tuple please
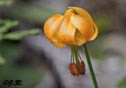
(0, 19, 19, 34)
(2, 29, 41, 40)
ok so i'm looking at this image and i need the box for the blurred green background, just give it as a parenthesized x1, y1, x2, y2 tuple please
(0, 0, 125, 88)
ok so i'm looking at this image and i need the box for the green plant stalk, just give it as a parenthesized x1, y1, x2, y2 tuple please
(83, 44, 98, 88)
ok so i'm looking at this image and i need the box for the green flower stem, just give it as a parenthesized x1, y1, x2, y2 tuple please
(83, 44, 98, 88)
(72, 46, 79, 63)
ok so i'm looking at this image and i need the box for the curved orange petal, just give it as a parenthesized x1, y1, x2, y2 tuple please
(74, 30, 86, 46)
(44, 14, 66, 47)
(69, 7, 98, 40)
(89, 23, 98, 40)
(71, 14, 94, 41)
(56, 10, 76, 45)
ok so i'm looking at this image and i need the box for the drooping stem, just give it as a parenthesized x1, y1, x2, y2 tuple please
(82, 44, 98, 88)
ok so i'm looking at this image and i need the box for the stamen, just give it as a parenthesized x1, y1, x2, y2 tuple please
(70, 45, 85, 76)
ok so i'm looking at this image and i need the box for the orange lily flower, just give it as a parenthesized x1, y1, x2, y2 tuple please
(44, 7, 98, 47)
(44, 7, 98, 76)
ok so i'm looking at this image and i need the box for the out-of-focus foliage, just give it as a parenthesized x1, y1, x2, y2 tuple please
(0, 41, 45, 88)
(7, 3, 62, 23)
(116, 78, 126, 88)
(0, 0, 13, 7)
(0, 2, 41, 65)
(88, 13, 113, 60)
(0, 67, 44, 88)
(1, 28, 41, 40)
(0, 19, 41, 64)
(0, 41, 22, 66)
(0, 37, 44, 87)
(0, 55, 5, 65)
(89, 36, 107, 60)
(0, 19, 41, 41)
(0, 19, 18, 34)
(94, 14, 112, 34)
(0, 1, 44, 87)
